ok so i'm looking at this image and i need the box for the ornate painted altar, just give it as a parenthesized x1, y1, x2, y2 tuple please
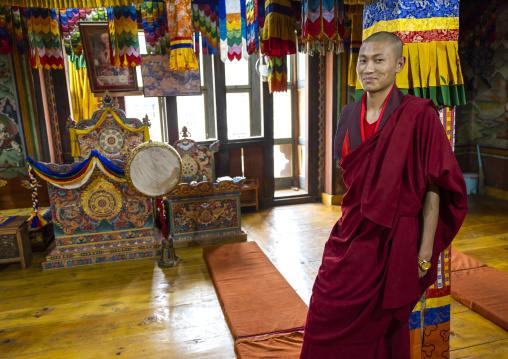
(30, 95, 159, 269)
(166, 131, 247, 247)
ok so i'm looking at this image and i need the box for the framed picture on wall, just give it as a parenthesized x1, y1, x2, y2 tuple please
(79, 22, 138, 94)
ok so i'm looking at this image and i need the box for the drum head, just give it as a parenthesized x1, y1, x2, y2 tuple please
(125, 141, 182, 198)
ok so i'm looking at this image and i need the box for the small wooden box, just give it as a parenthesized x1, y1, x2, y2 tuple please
(0, 216, 33, 269)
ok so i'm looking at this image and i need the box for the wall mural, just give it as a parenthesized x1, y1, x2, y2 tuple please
(0, 54, 27, 178)
(456, 0, 508, 149)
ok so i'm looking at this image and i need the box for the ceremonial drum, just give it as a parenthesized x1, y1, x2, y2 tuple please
(125, 141, 183, 198)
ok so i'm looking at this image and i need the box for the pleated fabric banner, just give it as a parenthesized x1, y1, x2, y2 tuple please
(0, 5, 13, 54)
(27, 150, 126, 190)
(267, 55, 287, 93)
(0, 0, 144, 8)
(191, 0, 218, 56)
(245, 0, 258, 54)
(257, 0, 264, 53)
(141, 0, 170, 55)
(357, 0, 466, 107)
(11, 6, 23, 54)
(59, 8, 80, 55)
(107, 5, 141, 67)
(167, 0, 198, 70)
(301, 0, 344, 54)
(263, 0, 296, 56)
(25, 7, 64, 69)
(225, 0, 242, 60)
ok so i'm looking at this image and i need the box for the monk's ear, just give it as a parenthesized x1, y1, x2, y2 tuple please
(395, 56, 406, 74)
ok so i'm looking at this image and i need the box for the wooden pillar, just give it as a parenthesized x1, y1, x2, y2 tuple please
(306, 54, 319, 200)
(261, 81, 274, 205)
(165, 96, 179, 145)
(213, 55, 229, 178)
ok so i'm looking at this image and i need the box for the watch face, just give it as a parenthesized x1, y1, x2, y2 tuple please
(422, 262, 431, 271)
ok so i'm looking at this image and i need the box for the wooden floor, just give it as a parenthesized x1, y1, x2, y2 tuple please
(0, 196, 507, 358)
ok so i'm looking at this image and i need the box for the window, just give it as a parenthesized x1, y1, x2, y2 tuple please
(124, 31, 166, 142)
(176, 36, 215, 141)
(225, 56, 262, 139)
(273, 56, 296, 186)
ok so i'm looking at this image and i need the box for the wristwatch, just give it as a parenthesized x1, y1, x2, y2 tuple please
(418, 258, 431, 271)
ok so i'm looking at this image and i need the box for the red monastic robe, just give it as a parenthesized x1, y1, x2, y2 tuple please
(300, 87, 468, 358)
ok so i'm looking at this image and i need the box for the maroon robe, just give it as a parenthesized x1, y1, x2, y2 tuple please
(300, 87, 468, 358)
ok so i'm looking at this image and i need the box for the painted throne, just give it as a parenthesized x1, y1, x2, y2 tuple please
(40, 95, 158, 269)
(166, 128, 247, 247)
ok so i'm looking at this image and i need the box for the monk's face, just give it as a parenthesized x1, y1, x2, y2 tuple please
(357, 40, 405, 94)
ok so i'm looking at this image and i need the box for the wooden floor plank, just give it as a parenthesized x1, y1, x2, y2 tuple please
(450, 339, 508, 359)
(0, 195, 506, 358)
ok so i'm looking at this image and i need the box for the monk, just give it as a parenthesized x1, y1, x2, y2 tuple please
(300, 32, 468, 358)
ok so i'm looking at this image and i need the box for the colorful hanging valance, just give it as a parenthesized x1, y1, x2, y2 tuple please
(245, 0, 258, 54)
(107, 5, 141, 67)
(168, 0, 199, 70)
(0, 5, 13, 54)
(301, 0, 344, 54)
(69, 106, 150, 157)
(27, 150, 126, 190)
(12, 6, 23, 54)
(141, 0, 170, 55)
(257, 0, 264, 53)
(60, 8, 106, 63)
(25, 7, 64, 69)
(191, 0, 218, 56)
(219, 0, 242, 61)
(0, 1, 144, 8)
(262, 0, 296, 57)
(59, 8, 80, 55)
(267, 55, 287, 92)
(357, 0, 466, 107)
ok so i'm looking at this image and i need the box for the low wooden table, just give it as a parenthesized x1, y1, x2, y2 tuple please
(0, 216, 32, 269)
(240, 179, 259, 211)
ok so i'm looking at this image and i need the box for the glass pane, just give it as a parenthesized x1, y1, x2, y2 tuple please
(297, 52, 306, 82)
(273, 90, 292, 139)
(298, 144, 306, 188)
(225, 58, 249, 86)
(298, 88, 306, 139)
(226, 92, 251, 139)
(136, 31, 147, 87)
(177, 94, 208, 141)
(274, 144, 293, 178)
(286, 55, 292, 84)
(138, 31, 148, 55)
(200, 50, 204, 87)
(125, 96, 162, 142)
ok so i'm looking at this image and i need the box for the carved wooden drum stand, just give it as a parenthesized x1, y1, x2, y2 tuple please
(125, 141, 183, 267)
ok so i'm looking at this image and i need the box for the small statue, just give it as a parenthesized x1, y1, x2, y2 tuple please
(180, 126, 191, 139)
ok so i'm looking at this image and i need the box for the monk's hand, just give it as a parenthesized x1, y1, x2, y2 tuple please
(418, 267, 427, 278)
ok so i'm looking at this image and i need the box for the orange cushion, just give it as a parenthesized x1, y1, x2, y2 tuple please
(203, 242, 309, 339)
(450, 248, 486, 272)
(235, 331, 304, 359)
(451, 266, 508, 331)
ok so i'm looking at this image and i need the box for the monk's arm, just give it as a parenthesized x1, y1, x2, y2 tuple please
(418, 184, 440, 276)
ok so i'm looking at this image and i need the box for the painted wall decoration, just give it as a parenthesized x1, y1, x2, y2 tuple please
(456, 0, 508, 149)
(0, 54, 26, 178)
(140, 54, 201, 97)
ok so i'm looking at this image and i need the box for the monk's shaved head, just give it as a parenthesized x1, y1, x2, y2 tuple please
(362, 31, 403, 59)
